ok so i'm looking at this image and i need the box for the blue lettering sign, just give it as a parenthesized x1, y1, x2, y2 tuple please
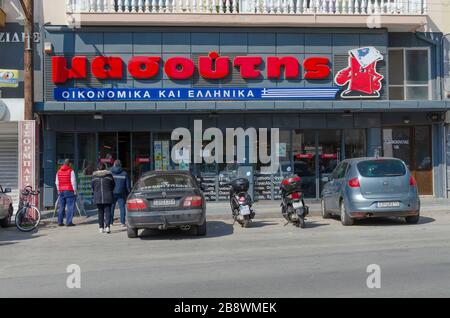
(54, 88, 340, 102)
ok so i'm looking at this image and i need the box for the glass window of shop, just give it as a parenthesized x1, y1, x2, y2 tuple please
(153, 133, 173, 172)
(319, 130, 342, 194)
(293, 130, 317, 198)
(98, 133, 117, 170)
(56, 133, 75, 169)
(388, 48, 430, 100)
(77, 133, 96, 206)
(54, 128, 370, 202)
(132, 133, 151, 184)
(344, 129, 366, 159)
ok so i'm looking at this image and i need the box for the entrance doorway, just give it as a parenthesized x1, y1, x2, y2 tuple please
(383, 126, 432, 195)
(118, 132, 131, 173)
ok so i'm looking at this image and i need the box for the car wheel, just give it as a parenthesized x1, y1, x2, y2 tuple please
(196, 220, 207, 236)
(127, 226, 138, 238)
(405, 215, 420, 224)
(321, 199, 331, 219)
(340, 200, 354, 226)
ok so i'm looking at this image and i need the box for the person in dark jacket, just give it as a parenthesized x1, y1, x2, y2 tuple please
(92, 163, 115, 234)
(110, 160, 131, 227)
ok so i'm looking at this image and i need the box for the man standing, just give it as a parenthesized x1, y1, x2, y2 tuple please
(111, 160, 131, 227)
(55, 159, 77, 227)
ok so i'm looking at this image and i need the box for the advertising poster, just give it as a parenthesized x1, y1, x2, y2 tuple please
(154, 141, 163, 171)
(0, 69, 19, 88)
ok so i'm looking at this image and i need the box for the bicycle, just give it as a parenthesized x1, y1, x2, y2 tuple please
(15, 186, 41, 232)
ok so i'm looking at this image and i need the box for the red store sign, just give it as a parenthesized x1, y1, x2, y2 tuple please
(52, 52, 331, 84)
(18, 120, 37, 204)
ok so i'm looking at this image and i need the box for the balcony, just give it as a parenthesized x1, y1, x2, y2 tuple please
(66, 0, 428, 30)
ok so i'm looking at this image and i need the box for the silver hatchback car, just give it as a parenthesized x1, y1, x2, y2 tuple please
(321, 157, 420, 226)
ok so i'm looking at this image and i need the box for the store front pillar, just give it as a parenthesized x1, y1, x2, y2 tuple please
(43, 130, 56, 208)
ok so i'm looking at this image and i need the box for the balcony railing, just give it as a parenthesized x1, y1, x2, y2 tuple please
(67, 0, 427, 15)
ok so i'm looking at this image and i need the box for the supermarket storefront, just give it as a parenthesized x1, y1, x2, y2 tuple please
(36, 27, 449, 207)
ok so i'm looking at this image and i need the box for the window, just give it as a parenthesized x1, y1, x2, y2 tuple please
(333, 162, 348, 180)
(344, 129, 366, 159)
(357, 160, 406, 178)
(136, 174, 195, 192)
(388, 48, 430, 100)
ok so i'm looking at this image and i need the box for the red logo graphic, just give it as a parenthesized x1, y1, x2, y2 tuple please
(335, 47, 384, 99)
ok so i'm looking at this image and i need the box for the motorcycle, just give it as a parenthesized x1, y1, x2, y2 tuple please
(280, 170, 309, 229)
(229, 178, 256, 228)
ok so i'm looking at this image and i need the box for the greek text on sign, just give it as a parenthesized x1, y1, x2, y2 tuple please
(54, 87, 340, 102)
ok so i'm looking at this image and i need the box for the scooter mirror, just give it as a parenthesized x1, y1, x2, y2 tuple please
(286, 167, 292, 172)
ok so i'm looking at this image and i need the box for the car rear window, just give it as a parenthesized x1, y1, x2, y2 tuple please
(357, 160, 406, 178)
(136, 174, 196, 192)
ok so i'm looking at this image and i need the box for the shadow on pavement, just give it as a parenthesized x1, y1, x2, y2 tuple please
(0, 226, 46, 244)
(304, 220, 330, 229)
(139, 221, 234, 240)
(352, 216, 435, 226)
(243, 221, 279, 228)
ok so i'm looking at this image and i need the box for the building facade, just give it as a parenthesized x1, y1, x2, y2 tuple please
(0, 0, 36, 209)
(36, 0, 450, 207)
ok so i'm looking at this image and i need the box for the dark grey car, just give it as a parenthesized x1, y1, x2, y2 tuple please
(321, 158, 420, 226)
(126, 171, 207, 238)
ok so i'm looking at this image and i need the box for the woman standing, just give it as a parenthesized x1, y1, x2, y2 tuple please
(92, 163, 115, 234)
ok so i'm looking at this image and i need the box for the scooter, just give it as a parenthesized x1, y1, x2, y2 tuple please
(280, 170, 309, 229)
(229, 178, 256, 228)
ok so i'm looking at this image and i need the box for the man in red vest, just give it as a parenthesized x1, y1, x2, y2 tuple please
(55, 159, 77, 227)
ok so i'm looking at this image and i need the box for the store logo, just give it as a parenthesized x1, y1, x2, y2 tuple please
(335, 47, 384, 99)
(51, 52, 331, 84)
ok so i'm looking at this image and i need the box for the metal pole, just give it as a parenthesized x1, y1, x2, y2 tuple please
(20, 0, 34, 121)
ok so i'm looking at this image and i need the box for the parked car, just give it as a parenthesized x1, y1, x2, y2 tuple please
(321, 158, 420, 226)
(0, 185, 14, 228)
(126, 171, 207, 238)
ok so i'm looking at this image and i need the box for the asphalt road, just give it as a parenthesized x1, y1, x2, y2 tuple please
(1, 211, 450, 298)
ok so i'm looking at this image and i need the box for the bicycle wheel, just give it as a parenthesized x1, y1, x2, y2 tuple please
(15, 206, 41, 232)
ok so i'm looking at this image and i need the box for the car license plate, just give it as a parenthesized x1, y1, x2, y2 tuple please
(293, 202, 303, 210)
(240, 205, 251, 216)
(153, 199, 176, 207)
(377, 201, 400, 208)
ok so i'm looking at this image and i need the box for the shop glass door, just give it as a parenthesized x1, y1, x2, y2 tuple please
(383, 127, 432, 195)
(413, 126, 432, 195)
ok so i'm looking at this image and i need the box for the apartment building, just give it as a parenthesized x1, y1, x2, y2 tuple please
(35, 0, 450, 207)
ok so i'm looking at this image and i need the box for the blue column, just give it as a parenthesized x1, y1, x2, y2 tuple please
(43, 130, 56, 208)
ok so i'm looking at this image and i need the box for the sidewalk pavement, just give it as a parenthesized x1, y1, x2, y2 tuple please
(41, 197, 450, 225)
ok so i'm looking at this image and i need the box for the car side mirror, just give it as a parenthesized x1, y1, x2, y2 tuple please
(3, 188, 11, 194)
